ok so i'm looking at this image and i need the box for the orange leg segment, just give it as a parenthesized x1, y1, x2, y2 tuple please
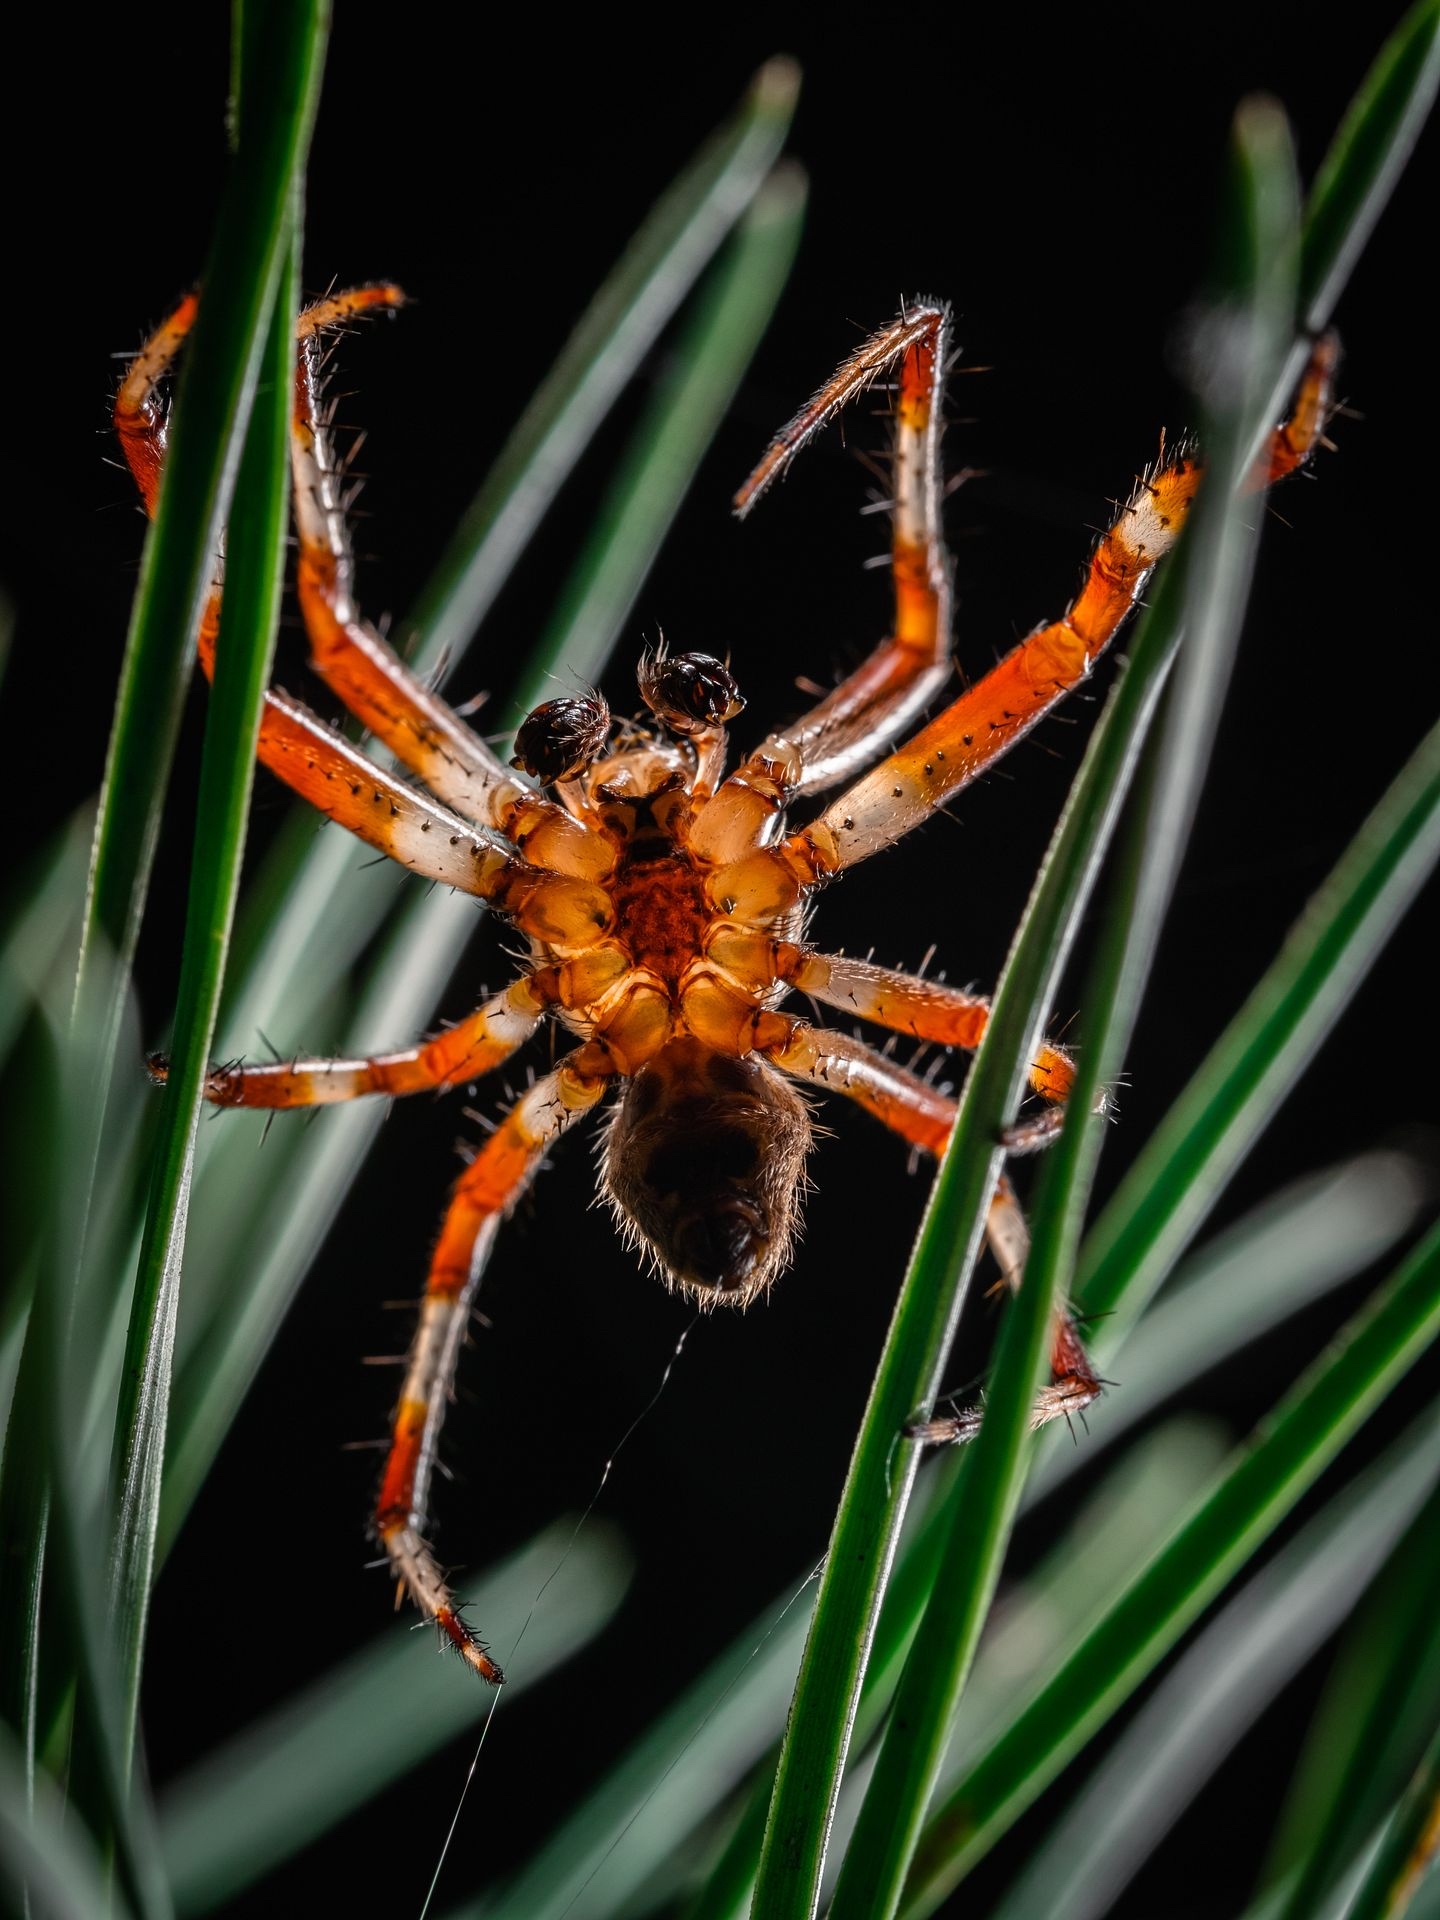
(188, 587, 520, 892)
(761, 1018, 1101, 1446)
(114, 293, 200, 515)
(116, 290, 610, 887)
(761, 1017, 956, 1155)
(692, 304, 957, 864)
(190, 976, 552, 1109)
(375, 1054, 611, 1683)
(288, 302, 604, 875)
(907, 1175, 1103, 1445)
(790, 331, 1340, 875)
(1260, 331, 1340, 484)
(773, 943, 1078, 1127)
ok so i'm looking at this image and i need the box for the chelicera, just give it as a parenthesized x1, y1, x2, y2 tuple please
(119, 286, 1335, 1682)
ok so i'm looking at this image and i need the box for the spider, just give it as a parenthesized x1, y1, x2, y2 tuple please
(118, 286, 1335, 1684)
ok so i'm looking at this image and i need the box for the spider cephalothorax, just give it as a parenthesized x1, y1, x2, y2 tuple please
(121, 285, 1335, 1682)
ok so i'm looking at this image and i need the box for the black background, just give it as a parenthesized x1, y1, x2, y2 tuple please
(11, 6, 1439, 1915)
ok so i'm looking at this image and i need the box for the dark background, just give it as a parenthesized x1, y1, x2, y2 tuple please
(12, 6, 1438, 1915)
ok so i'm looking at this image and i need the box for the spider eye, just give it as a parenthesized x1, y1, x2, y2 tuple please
(637, 651, 744, 735)
(511, 691, 610, 782)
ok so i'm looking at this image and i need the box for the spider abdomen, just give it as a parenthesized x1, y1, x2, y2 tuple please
(601, 1037, 813, 1303)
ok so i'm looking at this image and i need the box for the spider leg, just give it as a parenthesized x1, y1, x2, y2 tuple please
(703, 932, 1082, 1143)
(760, 1018, 952, 1151)
(375, 1049, 612, 1681)
(113, 284, 403, 516)
(197, 600, 611, 932)
(771, 942, 1080, 1131)
(290, 304, 607, 876)
(119, 347, 614, 925)
(212, 626, 528, 891)
(690, 303, 955, 864)
(904, 1173, 1102, 1442)
(152, 974, 554, 1109)
(113, 292, 200, 515)
(117, 292, 608, 883)
(758, 1017, 1101, 1442)
(783, 330, 1340, 876)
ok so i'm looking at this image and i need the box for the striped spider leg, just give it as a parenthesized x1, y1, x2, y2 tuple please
(115, 287, 611, 887)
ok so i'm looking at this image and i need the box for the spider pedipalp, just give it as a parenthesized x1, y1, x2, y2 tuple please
(637, 648, 746, 736)
(511, 689, 611, 784)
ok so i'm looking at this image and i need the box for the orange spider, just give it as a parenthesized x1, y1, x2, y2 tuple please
(119, 287, 1336, 1683)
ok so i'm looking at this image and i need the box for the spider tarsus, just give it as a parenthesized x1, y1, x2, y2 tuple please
(436, 1604, 504, 1685)
(998, 1109, 1064, 1154)
(904, 1406, 985, 1445)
